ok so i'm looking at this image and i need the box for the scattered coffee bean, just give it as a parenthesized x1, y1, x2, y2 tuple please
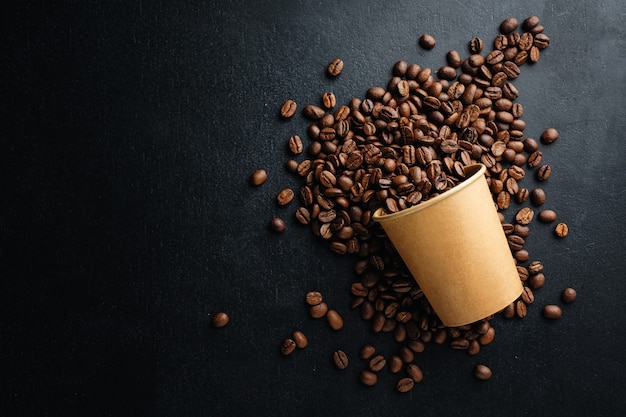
(309, 302, 329, 318)
(269, 217, 286, 233)
(326, 309, 344, 330)
(369, 355, 387, 372)
(543, 305, 562, 319)
(396, 377, 415, 393)
(419, 34, 436, 49)
(293, 331, 308, 348)
(530, 188, 546, 206)
(360, 344, 376, 360)
(555, 222, 569, 237)
(305, 291, 323, 306)
(211, 312, 230, 328)
(389, 355, 403, 373)
(360, 370, 378, 386)
(538, 209, 557, 223)
(327, 58, 344, 77)
(474, 364, 493, 380)
(281, 338, 297, 356)
(561, 288, 577, 303)
(541, 127, 559, 144)
(276, 188, 294, 206)
(322, 92, 337, 109)
(250, 169, 268, 186)
(288, 135, 303, 155)
(515, 207, 535, 225)
(280, 99, 297, 118)
(537, 164, 552, 181)
(406, 364, 424, 383)
(333, 350, 349, 369)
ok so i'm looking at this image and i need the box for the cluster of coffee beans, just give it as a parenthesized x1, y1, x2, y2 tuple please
(262, 16, 576, 389)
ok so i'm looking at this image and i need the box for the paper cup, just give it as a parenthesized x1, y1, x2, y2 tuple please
(372, 164, 522, 327)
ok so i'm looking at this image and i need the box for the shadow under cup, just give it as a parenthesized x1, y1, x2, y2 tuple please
(373, 164, 522, 327)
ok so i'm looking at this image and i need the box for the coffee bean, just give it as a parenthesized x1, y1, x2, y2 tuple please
(305, 291, 323, 306)
(523, 16, 540, 31)
(269, 217, 286, 233)
(543, 305, 562, 319)
(538, 209, 557, 223)
(515, 300, 527, 318)
(555, 222, 569, 237)
(527, 150, 542, 168)
(281, 338, 296, 356)
(326, 309, 344, 330)
(419, 34, 436, 50)
(277, 188, 295, 205)
(211, 312, 230, 328)
(369, 355, 387, 372)
(541, 127, 559, 144)
(333, 350, 349, 369)
(360, 344, 376, 360)
(515, 207, 535, 225)
(561, 287, 577, 303)
(360, 370, 378, 386)
(530, 188, 546, 206)
(293, 331, 308, 348)
(447, 50, 462, 67)
(406, 364, 423, 383)
(528, 273, 546, 290)
(474, 364, 493, 380)
(396, 377, 415, 393)
(521, 286, 535, 304)
(537, 164, 552, 181)
(322, 92, 337, 109)
(310, 302, 329, 318)
(478, 326, 495, 345)
(280, 99, 297, 118)
(327, 58, 344, 77)
(303, 104, 326, 119)
(389, 355, 403, 373)
(250, 169, 268, 186)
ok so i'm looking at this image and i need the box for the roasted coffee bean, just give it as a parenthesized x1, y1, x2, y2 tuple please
(303, 104, 326, 119)
(327, 309, 344, 330)
(360, 344, 376, 360)
(305, 291, 323, 306)
(515, 207, 534, 225)
(541, 127, 559, 144)
(527, 150, 542, 168)
(528, 260, 544, 274)
(281, 338, 296, 356)
(543, 305, 562, 319)
(250, 169, 268, 186)
(555, 222, 569, 237)
(295, 207, 311, 224)
(269, 217, 286, 233)
(211, 312, 230, 328)
(502, 302, 515, 319)
(333, 350, 349, 369)
(529, 273, 546, 290)
(322, 92, 337, 109)
(281, 99, 297, 118)
(310, 302, 329, 318)
(389, 355, 403, 373)
(515, 300, 527, 318)
(360, 370, 378, 386)
(538, 209, 557, 223)
(537, 164, 552, 181)
(521, 287, 535, 304)
(396, 377, 415, 393)
(327, 58, 344, 76)
(406, 364, 423, 383)
(474, 364, 493, 380)
(523, 15, 540, 31)
(469, 37, 484, 53)
(277, 188, 295, 205)
(447, 50, 462, 67)
(516, 187, 529, 204)
(478, 326, 495, 345)
(369, 355, 387, 372)
(288, 135, 303, 155)
(293, 331, 308, 348)
(530, 188, 546, 206)
(419, 33, 436, 49)
(562, 287, 577, 303)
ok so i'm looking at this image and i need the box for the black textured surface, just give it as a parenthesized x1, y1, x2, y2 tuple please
(2, 1, 626, 416)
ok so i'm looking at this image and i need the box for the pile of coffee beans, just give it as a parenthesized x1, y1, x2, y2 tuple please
(261, 16, 577, 390)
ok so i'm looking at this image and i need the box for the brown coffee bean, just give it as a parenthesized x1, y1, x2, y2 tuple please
(543, 305, 562, 319)
(562, 287, 577, 303)
(523, 15, 540, 31)
(269, 217, 286, 233)
(419, 34, 436, 50)
(250, 169, 268, 186)
(388, 355, 403, 373)
(277, 188, 295, 205)
(538, 209, 557, 223)
(528, 273, 546, 290)
(502, 302, 515, 319)
(333, 350, 349, 369)
(406, 364, 423, 383)
(360, 344, 376, 360)
(309, 302, 329, 318)
(541, 127, 559, 144)
(322, 92, 337, 109)
(530, 188, 546, 206)
(288, 135, 303, 155)
(211, 312, 230, 328)
(280, 99, 297, 118)
(293, 331, 308, 348)
(527, 150, 542, 168)
(555, 222, 569, 237)
(327, 58, 344, 77)
(521, 287, 535, 304)
(396, 377, 415, 393)
(360, 370, 378, 386)
(281, 338, 296, 356)
(515, 300, 527, 318)
(447, 50, 462, 67)
(305, 291, 323, 306)
(537, 164, 552, 181)
(326, 309, 344, 330)
(515, 207, 535, 225)
(474, 364, 493, 380)
(369, 355, 387, 372)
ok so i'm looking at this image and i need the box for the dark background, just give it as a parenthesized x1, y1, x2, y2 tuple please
(2, 1, 626, 416)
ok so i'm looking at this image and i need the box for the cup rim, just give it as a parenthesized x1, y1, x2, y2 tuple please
(372, 163, 487, 222)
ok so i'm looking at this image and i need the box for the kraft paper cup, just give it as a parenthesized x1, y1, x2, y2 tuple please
(372, 164, 522, 327)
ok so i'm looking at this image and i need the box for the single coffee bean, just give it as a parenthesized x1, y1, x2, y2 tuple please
(369, 355, 387, 372)
(211, 312, 230, 328)
(524, 137, 539, 152)
(537, 164, 552, 181)
(543, 305, 562, 319)
(538, 209, 557, 223)
(515, 300, 527, 318)
(530, 188, 546, 206)
(269, 217, 286, 233)
(396, 377, 415, 393)
(293, 331, 308, 348)
(388, 355, 403, 373)
(516, 188, 529, 204)
(333, 350, 349, 369)
(555, 222, 569, 237)
(327, 58, 344, 77)
(474, 364, 493, 380)
(515, 207, 535, 225)
(478, 326, 495, 345)
(281, 338, 296, 356)
(469, 37, 484, 53)
(360, 370, 378, 386)
(561, 287, 577, 303)
(528, 260, 544, 274)
(527, 150, 542, 168)
(446, 50, 462, 67)
(322, 92, 337, 109)
(305, 291, 323, 306)
(419, 33, 436, 50)
(521, 286, 535, 304)
(326, 309, 344, 330)
(250, 169, 268, 186)
(541, 127, 559, 144)
(288, 135, 303, 155)
(502, 302, 515, 319)
(528, 273, 546, 290)
(309, 302, 329, 318)
(406, 364, 423, 383)
(360, 344, 376, 360)
(523, 15, 540, 31)
(277, 188, 295, 205)
(280, 99, 297, 118)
